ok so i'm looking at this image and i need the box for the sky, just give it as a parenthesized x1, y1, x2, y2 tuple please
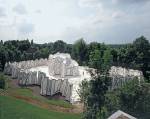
(0, 0, 150, 44)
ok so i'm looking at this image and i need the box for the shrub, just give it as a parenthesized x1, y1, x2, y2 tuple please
(0, 74, 6, 89)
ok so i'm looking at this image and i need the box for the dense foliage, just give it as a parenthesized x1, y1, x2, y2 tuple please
(78, 45, 112, 119)
(105, 79, 150, 119)
(79, 77, 150, 119)
(79, 72, 111, 119)
(0, 73, 7, 89)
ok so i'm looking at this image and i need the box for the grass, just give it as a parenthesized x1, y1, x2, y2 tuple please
(6, 78, 73, 108)
(46, 99, 73, 108)
(8, 87, 73, 108)
(0, 76, 81, 118)
(14, 88, 33, 96)
(0, 95, 81, 119)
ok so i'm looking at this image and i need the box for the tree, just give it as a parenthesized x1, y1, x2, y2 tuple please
(88, 49, 102, 70)
(119, 79, 150, 119)
(33, 50, 41, 59)
(40, 47, 49, 58)
(132, 36, 150, 81)
(31, 39, 34, 46)
(102, 49, 112, 71)
(0, 74, 6, 89)
(79, 50, 111, 119)
(104, 79, 150, 119)
(72, 38, 87, 65)
(0, 62, 3, 71)
(0, 48, 7, 70)
(105, 90, 121, 116)
(53, 40, 67, 53)
(110, 49, 118, 65)
(18, 40, 31, 52)
(79, 72, 111, 119)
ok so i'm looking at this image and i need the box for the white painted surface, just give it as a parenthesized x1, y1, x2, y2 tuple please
(29, 65, 91, 103)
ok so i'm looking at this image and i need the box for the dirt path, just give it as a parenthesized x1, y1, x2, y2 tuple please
(1, 78, 83, 114)
(13, 95, 72, 113)
(2, 92, 82, 114)
(9, 78, 44, 98)
(8, 77, 20, 88)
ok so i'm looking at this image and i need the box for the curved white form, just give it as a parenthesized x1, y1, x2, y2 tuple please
(4, 53, 143, 103)
(4, 53, 91, 103)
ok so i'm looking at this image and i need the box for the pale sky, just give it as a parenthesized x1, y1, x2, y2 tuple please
(0, 0, 150, 44)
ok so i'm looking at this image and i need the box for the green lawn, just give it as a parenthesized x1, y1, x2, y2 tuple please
(0, 96, 81, 119)
(46, 99, 73, 108)
(9, 88, 73, 108)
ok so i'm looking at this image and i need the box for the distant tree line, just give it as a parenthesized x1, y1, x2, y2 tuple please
(0, 36, 150, 81)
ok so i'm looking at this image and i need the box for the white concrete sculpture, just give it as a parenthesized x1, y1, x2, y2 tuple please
(4, 53, 143, 103)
